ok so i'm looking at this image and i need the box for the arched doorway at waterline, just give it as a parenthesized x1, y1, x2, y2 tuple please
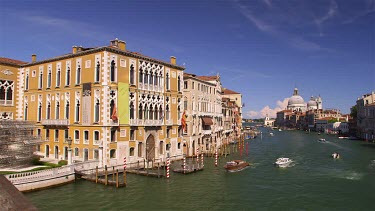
(146, 134, 155, 161)
(183, 142, 188, 156)
(45, 145, 50, 158)
(54, 146, 59, 159)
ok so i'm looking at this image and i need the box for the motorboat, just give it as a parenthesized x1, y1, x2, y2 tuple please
(269, 132, 274, 136)
(274, 157, 293, 168)
(332, 152, 340, 159)
(318, 138, 327, 143)
(224, 160, 250, 172)
(278, 129, 282, 131)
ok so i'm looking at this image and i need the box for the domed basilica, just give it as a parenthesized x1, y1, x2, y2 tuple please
(286, 88, 323, 112)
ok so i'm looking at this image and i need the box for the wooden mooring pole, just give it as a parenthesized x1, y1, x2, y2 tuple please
(96, 166, 98, 183)
(105, 165, 108, 186)
(116, 170, 119, 188)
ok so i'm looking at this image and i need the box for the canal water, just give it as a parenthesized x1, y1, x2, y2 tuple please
(26, 126, 375, 210)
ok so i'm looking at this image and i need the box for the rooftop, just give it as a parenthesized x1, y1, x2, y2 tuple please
(222, 88, 240, 95)
(0, 57, 27, 67)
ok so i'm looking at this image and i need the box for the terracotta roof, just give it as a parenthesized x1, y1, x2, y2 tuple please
(183, 72, 196, 77)
(0, 57, 27, 67)
(222, 88, 240, 94)
(196, 75, 218, 81)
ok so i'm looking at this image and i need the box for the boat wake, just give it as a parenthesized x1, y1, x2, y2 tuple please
(334, 170, 364, 181)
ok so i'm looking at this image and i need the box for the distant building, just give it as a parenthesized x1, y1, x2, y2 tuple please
(264, 114, 275, 127)
(222, 88, 243, 131)
(356, 92, 375, 140)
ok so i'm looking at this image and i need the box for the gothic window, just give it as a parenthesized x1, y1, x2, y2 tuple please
(76, 65, 81, 85)
(75, 100, 80, 122)
(166, 73, 170, 90)
(110, 100, 115, 120)
(25, 73, 29, 90)
(139, 68, 143, 83)
(24, 103, 28, 120)
(110, 60, 115, 82)
(94, 99, 100, 122)
(0, 80, 14, 105)
(95, 62, 100, 82)
(178, 76, 181, 92)
(56, 102, 60, 119)
(154, 73, 157, 86)
(56, 68, 61, 87)
(166, 105, 170, 120)
(149, 105, 153, 120)
(139, 104, 143, 119)
(130, 64, 135, 85)
(159, 105, 163, 120)
(144, 105, 149, 120)
(144, 71, 148, 85)
(154, 105, 158, 120)
(130, 102, 134, 119)
(178, 105, 181, 120)
(65, 101, 70, 119)
(38, 71, 43, 89)
(46, 102, 51, 119)
(38, 102, 42, 121)
(149, 72, 153, 85)
(47, 70, 52, 88)
(66, 67, 71, 86)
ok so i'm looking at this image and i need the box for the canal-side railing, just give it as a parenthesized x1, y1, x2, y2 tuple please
(5, 161, 99, 191)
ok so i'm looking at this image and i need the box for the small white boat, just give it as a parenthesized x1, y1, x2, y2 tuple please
(274, 157, 293, 168)
(269, 132, 274, 136)
(318, 138, 327, 143)
(332, 152, 340, 159)
(278, 129, 282, 131)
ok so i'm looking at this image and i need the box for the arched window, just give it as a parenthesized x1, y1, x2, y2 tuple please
(38, 102, 42, 121)
(76, 65, 81, 85)
(159, 105, 163, 120)
(130, 65, 134, 85)
(47, 70, 51, 88)
(110, 60, 116, 82)
(144, 104, 149, 120)
(178, 76, 181, 92)
(166, 105, 170, 120)
(110, 100, 115, 119)
(110, 149, 116, 158)
(154, 105, 158, 120)
(144, 71, 148, 85)
(139, 104, 143, 119)
(39, 71, 43, 89)
(166, 73, 170, 90)
(139, 68, 143, 83)
(75, 100, 80, 122)
(94, 99, 100, 122)
(95, 62, 100, 82)
(56, 102, 60, 119)
(65, 101, 70, 119)
(24, 103, 28, 120)
(154, 73, 157, 86)
(149, 105, 153, 120)
(46, 102, 51, 119)
(25, 73, 29, 90)
(149, 72, 153, 85)
(66, 67, 70, 86)
(130, 102, 134, 119)
(56, 68, 61, 87)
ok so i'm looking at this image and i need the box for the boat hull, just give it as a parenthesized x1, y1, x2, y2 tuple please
(224, 161, 250, 172)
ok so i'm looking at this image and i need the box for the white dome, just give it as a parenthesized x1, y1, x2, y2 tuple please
(307, 99, 316, 107)
(288, 95, 305, 106)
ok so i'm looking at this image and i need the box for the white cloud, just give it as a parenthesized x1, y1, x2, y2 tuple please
(245, 98, 289, 119)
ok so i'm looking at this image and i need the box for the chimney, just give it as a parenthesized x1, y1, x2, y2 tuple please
(31, 54, 36, 62)
(118, 40, 126, 51)
(72, 46, 77, 54)
(77, 46, 83, 52)
(170, 56, 176, 65)
(110, 38, 119, 47)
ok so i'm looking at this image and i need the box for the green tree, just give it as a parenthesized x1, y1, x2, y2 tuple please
(350, 105, 357, 119)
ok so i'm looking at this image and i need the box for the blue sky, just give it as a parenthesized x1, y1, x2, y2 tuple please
(1, 0, 374, 118)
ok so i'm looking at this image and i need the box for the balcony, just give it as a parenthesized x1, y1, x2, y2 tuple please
(74, 139, 80, 144)
(41, 119, 69, 126)
(109, 119, 119, 126)
(166, 119, 173, 125)
(130, 119, 138, 126)
(203, 130, 212, 135)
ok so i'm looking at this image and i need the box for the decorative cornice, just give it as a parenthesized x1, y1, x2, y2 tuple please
(1, 69, 14, 75)
(21, 47, 185, 70)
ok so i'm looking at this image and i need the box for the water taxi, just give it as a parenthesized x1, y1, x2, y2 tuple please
(224, 160, 250, 172)
(274, 157, 293, 168)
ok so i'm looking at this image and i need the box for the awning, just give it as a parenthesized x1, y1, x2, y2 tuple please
(202, 117, 213, 125)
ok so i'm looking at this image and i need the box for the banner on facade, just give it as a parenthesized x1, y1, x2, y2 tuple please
(118, 82, 129, 124)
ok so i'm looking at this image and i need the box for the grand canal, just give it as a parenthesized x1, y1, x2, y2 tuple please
(26, 126, 375, 210)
